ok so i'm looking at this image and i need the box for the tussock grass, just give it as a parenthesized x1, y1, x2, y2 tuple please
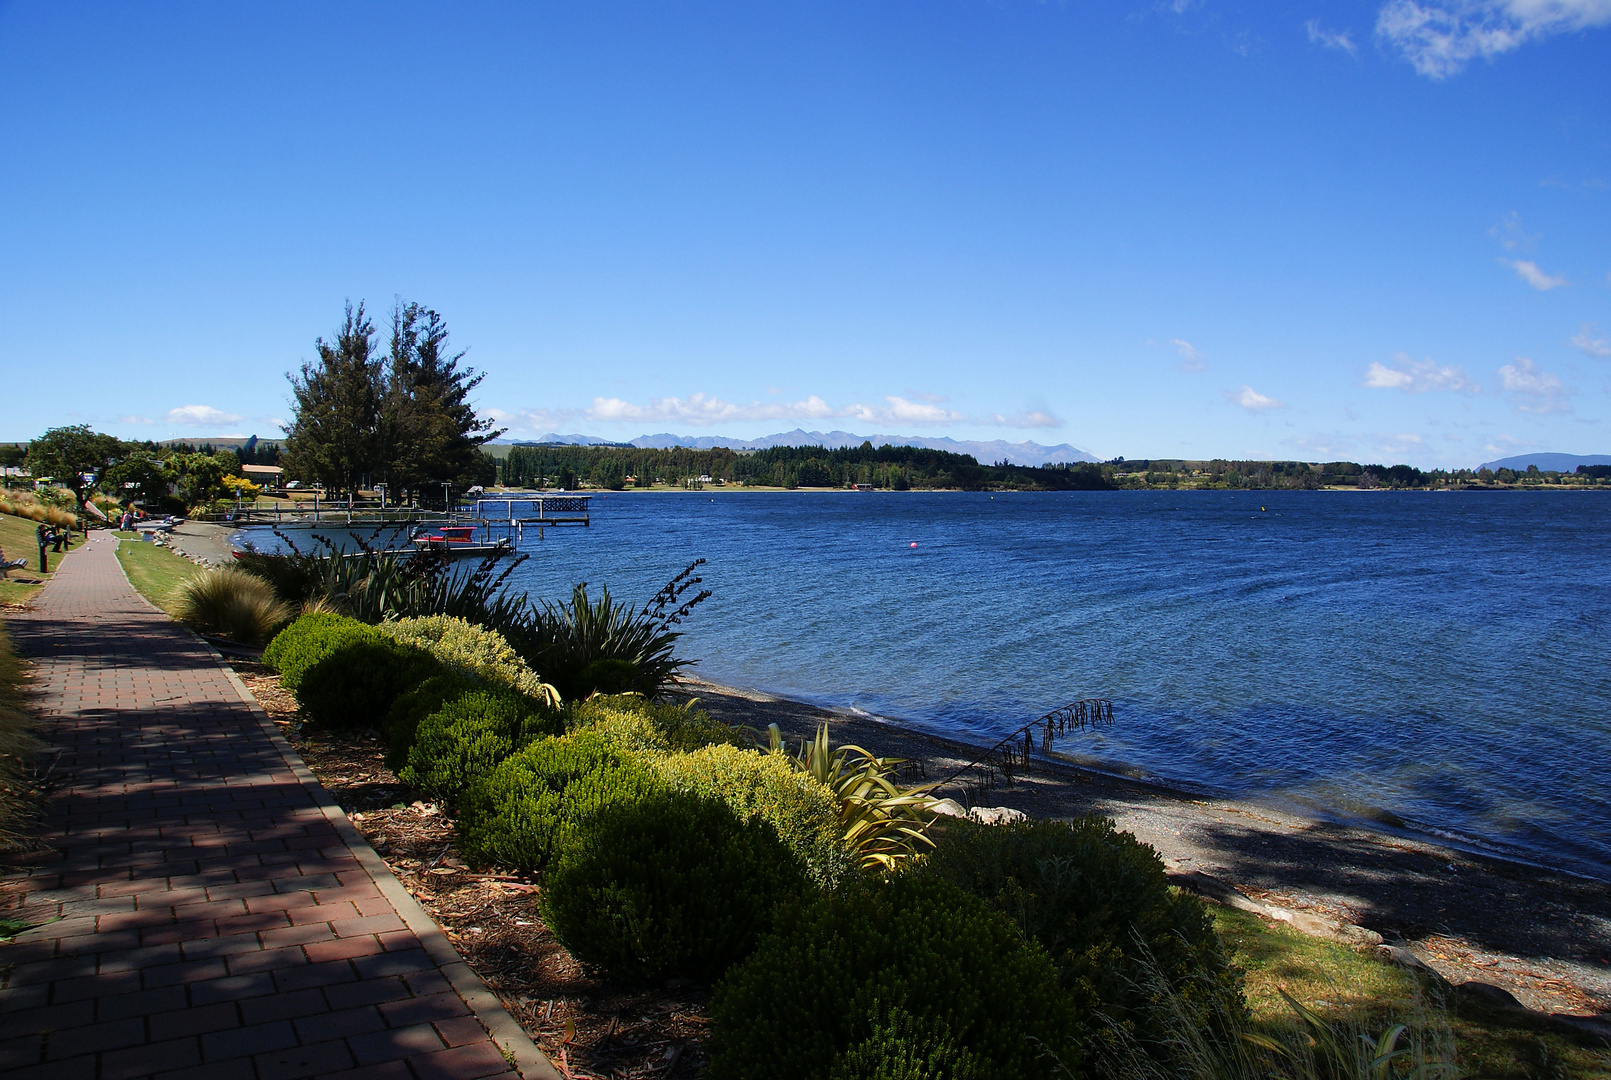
(1213, 907, 1611, 1078)
(0, 488, 78, 529)
(173, 567, 294, 646)
(0, 625, 41, 850)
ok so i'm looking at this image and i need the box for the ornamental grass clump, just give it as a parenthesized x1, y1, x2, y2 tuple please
(398, 688, 564, 809)
(455, 730, 663, 874)
(708, 873, 1081, 1080)
(540, 789, 808, 983)
(0, 489, 76, 530)
(173, 567, 294, 646)
(1090, 971, 1456, 1080)
(921, 815, 1246, 1073)
(376, 615, 558, 707)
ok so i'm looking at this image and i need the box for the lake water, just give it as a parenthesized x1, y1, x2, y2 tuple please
(244, 490, 1611, 879)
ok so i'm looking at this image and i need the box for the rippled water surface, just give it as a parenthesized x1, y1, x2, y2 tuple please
(253, 490, 1611, 877)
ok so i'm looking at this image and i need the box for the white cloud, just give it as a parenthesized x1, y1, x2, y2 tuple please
(1482, 433, 1534, 453)
(164, 404, 244, 427)
(1307, 19, 1358, 51)
(1377, 0, 1611, 78)
(1502, 259, 1569, 290)
(986, 411, 1063, 429)
(1570, 323, 1611, 358)
(1498, 356, 1570, 413)
(1288, 432, 1357, 456)
(1489, 210, 1536, 252)
(1169, 339, 1206, 371)
(1376, 432, 1426, 455)
(1226, 385, 1285, 411)
(489, 391, 1052, 432)
(1362, 354, 1478, 392)
(118, 414, 155, 425)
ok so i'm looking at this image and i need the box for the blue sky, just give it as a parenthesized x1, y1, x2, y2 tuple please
(2, 1, 1608, 467)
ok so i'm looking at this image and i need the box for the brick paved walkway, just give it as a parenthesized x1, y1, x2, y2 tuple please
(0, 535, 555, 1080)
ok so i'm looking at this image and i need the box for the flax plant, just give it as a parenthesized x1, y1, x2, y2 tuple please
(768, 721, 940, 873)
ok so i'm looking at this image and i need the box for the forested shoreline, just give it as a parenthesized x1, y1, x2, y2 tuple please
(486, 442, 1611, 492)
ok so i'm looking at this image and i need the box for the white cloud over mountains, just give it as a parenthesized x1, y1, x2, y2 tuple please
(1377, 0, 1611, 79)
(1363, 355, 1478, 393)
(164, 405, 244, 427)
(1502, 258, 1569, 290)
(493, 393, 1060, 432)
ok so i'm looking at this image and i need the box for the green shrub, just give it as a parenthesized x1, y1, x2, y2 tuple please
(540, 789, 807, 983)
(921, 816, 1244, 1060)
(708, 874, 1080, 1080)
(828, 1006, 987, 1080)
(375, 616, 559, 706)
(456, 731, 662, 874)
(565, 693, 745, 754)
(262, 612, 368, 690)
(383, 672, 479, 772)
(398, 688, 564, 807)
(295, 635, 440, 730)
(655, 743, 851, 890)
(173, 567, 294, 646)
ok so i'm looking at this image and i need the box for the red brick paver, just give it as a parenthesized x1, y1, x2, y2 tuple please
(0, 536, 553, 1080)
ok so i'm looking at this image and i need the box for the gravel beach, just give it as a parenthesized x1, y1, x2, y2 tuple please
(673, 675, 1611, 1021)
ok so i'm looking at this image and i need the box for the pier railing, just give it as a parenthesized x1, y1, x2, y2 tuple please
(195, 494, 592, 530)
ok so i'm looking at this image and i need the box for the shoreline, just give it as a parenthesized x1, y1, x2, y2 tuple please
(671, 674, 1611, 1017)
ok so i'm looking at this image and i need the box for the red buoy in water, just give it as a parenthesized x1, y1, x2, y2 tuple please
(909, 542, 918, 548)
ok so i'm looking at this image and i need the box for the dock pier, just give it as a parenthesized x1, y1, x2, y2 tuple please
(199, 493, 592, 542)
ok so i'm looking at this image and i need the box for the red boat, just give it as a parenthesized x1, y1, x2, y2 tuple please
(412, 525, 478, 546)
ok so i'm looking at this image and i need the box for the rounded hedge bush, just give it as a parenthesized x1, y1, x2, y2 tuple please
(375, 616, 559, 706)
(564, 694, 746, 754)
(383, 672, 479, 772)
(455, 731, 662, 874)
(655, 743, 851, 890)
(397, 688, 564, 808)
(263, 612, 369, 691)
(295, 635, 441, 730)
(540, 789, 808, 983)
(921, 816, 1245, 1050)
(707, 874, 1080, 1080)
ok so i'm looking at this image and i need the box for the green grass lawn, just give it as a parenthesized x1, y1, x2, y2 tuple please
(113, 532, 199, 615)
(1216, 906, 1611, 1078)
(0, 512, 87, 606)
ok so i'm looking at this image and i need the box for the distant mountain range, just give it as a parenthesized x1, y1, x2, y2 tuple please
(501, 429, 1099, 468)
(1475, 453, 1611, 472)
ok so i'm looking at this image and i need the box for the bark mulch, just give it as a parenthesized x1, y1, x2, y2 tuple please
(232, 661, 711, 1080)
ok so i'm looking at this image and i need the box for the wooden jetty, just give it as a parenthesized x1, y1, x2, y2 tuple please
(199, 494, 592, 534)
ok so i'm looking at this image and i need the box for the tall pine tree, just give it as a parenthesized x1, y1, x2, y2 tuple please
(283, 302, 383, 494)
(283, 300, 502, 496)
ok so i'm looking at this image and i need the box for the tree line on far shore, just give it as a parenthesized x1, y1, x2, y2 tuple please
(497, 442, 1115, 491)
